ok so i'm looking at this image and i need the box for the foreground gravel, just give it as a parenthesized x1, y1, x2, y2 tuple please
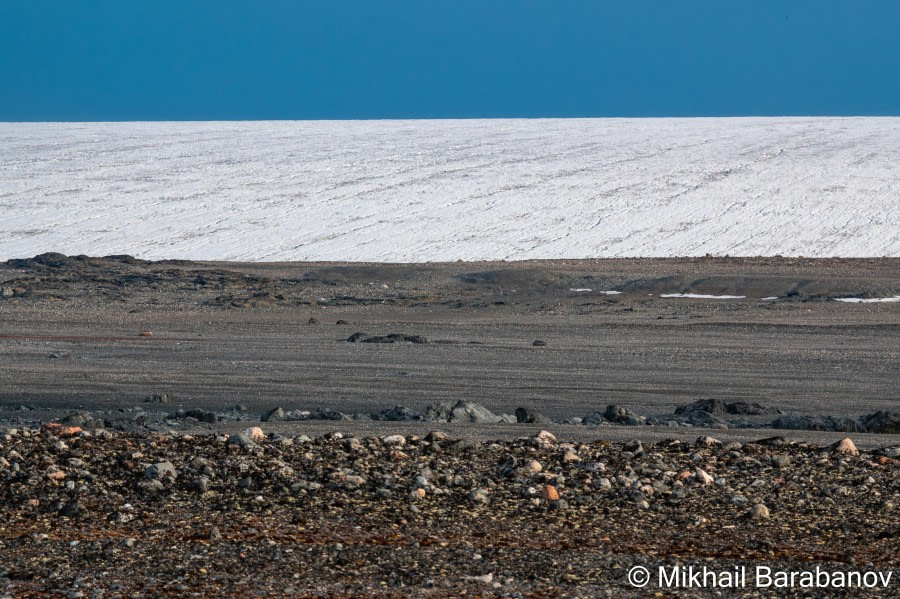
(1, 426, 897, 598)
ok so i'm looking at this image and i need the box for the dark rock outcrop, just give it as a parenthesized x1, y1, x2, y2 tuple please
(675, 398, 782, 416)
(372, 405, 422, 422)
(515, 407, 551, 424)
(771, 415, 866, 433)
(860, 411, 900, 434)
(604, 405, 644, 425)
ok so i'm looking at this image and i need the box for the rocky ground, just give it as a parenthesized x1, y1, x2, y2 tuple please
(0, 425, 897, 598)
(0, 254, 898, 596)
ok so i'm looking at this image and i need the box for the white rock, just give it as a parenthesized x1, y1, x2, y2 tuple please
(381, 434, 406, 447)
(695, 468, 714, 485)
(696, 435, 722, 447)
(244, 427, 266, 442)
(535, 430, 556, 445)
(464, 573, 494, 584)
(832, 438, 859, 456)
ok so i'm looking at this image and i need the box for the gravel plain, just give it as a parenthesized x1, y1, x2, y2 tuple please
(0, 254, 898, 597)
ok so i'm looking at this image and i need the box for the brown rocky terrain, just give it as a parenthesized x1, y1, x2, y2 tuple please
(0, 426, 897, 597)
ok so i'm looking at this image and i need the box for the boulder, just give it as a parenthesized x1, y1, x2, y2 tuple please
(172, 409, 218, 424)
(262, 407, 285, 422)
(145, 461, 177, 481)
(581, 412, 606, 426)
(604, 405, 643, 424)
(60, 413, 105, 430)
(831, 438, 859, 456)
(678, 410, 729, 428)
(860, 411, 900, 434)
(424, 402, 453, 422)
(426, 400, 499, 423)
(307, 409, 348, 421)
(515, 407, 551, 424)
(449, 400, 499, 423)
(372, 405, 422, 422)
(675, 398, 782, 416)
(771, 415, 865, 433)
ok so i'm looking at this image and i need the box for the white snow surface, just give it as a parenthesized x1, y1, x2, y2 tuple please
(833, 296, 900, 303)
(1, 117, 898, 262)
(659, 294, 747, 299)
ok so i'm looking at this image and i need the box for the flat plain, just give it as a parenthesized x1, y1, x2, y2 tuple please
(1, 254, 898, 597)
(1, 254, 897, 441)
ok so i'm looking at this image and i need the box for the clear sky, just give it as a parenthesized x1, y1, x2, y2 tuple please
(1, 1, 898, 121)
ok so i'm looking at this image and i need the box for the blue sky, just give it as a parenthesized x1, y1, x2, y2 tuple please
(1, 1, 898, 120)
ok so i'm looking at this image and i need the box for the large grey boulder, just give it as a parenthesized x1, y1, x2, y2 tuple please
(604, 405, 645, 425)
(424, 400, 501, 423)
(449, 400, 500, 423)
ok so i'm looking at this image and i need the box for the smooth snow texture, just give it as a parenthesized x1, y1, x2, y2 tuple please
(1, 118, 898, 261)
(833, 297, 900, 303)
(660, 294, 747, 299)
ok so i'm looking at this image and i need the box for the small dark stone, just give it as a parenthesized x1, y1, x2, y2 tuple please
(60, 501, 86, 518)
(144, 394, 171, 404)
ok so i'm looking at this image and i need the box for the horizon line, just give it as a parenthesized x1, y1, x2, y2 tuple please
(3, 114, 900, 125)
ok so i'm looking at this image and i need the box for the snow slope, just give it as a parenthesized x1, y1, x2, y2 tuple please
(0, 117, 897, 261)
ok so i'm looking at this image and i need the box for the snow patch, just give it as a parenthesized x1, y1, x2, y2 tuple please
(833, 296, 900, 303)
(660, 294, 747, 299)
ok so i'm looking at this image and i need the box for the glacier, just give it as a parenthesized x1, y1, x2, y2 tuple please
(0, 117, 897, 261)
